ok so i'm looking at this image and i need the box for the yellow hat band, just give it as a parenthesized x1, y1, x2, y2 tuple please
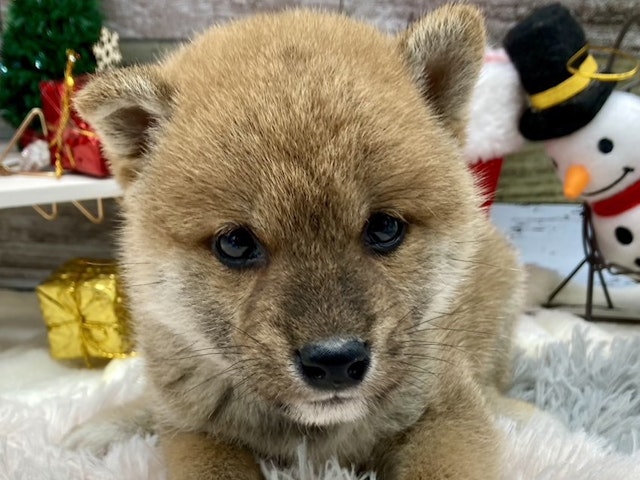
(529, 55, 597, 110)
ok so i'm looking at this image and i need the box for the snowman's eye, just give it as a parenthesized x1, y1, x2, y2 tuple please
(598, 138, 614, 154)
(550, 158, 558, 169)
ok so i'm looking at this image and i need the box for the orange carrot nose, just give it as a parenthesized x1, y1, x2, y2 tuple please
(563, 165, 591, 200)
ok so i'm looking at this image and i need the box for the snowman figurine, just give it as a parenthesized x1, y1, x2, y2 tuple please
(505, 3, 640, 279)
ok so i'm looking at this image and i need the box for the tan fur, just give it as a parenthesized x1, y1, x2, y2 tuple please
(75, 5, 524, 479)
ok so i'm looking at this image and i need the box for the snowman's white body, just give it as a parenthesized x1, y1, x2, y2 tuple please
(589, 212, 640, 274)
(545, 91, 640, 277)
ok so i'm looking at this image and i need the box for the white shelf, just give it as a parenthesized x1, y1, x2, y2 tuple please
(0, 174, 122, 209)
(0, 144, 122, 209)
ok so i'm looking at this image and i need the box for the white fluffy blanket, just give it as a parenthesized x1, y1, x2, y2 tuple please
(1, 277, 640, 480)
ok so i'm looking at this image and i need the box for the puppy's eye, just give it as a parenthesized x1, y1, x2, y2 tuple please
(598, 138, 614, 154)
(212, 227, 266, 269)
(363, 213, 406, 254)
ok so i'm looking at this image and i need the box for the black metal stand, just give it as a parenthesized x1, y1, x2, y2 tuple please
(545, 204, 638, 322)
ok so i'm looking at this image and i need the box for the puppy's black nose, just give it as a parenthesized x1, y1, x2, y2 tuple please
(297, 339, 370, 390)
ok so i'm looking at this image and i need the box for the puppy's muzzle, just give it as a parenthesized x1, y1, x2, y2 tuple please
(296, 338, 370, 391)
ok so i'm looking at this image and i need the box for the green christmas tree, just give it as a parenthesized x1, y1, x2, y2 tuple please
(0, 0, 103, 128)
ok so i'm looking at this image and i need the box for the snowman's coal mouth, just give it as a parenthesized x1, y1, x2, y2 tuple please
(584, 167, 635, 197)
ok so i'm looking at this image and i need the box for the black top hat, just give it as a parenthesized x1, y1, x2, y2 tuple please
(503, 3, 615, 141)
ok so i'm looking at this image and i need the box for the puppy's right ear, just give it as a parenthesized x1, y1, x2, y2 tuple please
(397, 5, 486, 142)
(74, 66, 174, 187)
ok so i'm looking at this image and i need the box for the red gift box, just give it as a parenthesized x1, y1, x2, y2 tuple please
(40, 76, 111, 178)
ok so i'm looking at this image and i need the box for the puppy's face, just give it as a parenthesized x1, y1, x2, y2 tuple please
(76, 7, 485, 426)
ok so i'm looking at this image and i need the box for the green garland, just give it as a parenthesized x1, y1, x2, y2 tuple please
(0, 0, 103, 127)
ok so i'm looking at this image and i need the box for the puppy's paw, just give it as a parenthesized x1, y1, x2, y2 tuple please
(62, 401, 154, 456)
(63, 419, 136, 456)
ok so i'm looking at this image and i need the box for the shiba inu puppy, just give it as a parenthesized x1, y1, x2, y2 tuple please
(74, 4, 524, 479)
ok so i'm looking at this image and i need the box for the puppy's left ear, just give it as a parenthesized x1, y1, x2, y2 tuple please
(398, 4, 485, 141)
(73, 65, 174, 187)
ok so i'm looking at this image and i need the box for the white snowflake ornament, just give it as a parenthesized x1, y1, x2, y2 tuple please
(93, 27, 123, 72)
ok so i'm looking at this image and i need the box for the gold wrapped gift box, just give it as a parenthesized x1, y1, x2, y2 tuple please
(36, 259, 135, 366)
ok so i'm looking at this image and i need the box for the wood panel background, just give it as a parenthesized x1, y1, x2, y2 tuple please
(0, 201, 120, 289)
(97, 0, 640, 53)
(0, 0, 638, 50)
(0, 0, 638, 288)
